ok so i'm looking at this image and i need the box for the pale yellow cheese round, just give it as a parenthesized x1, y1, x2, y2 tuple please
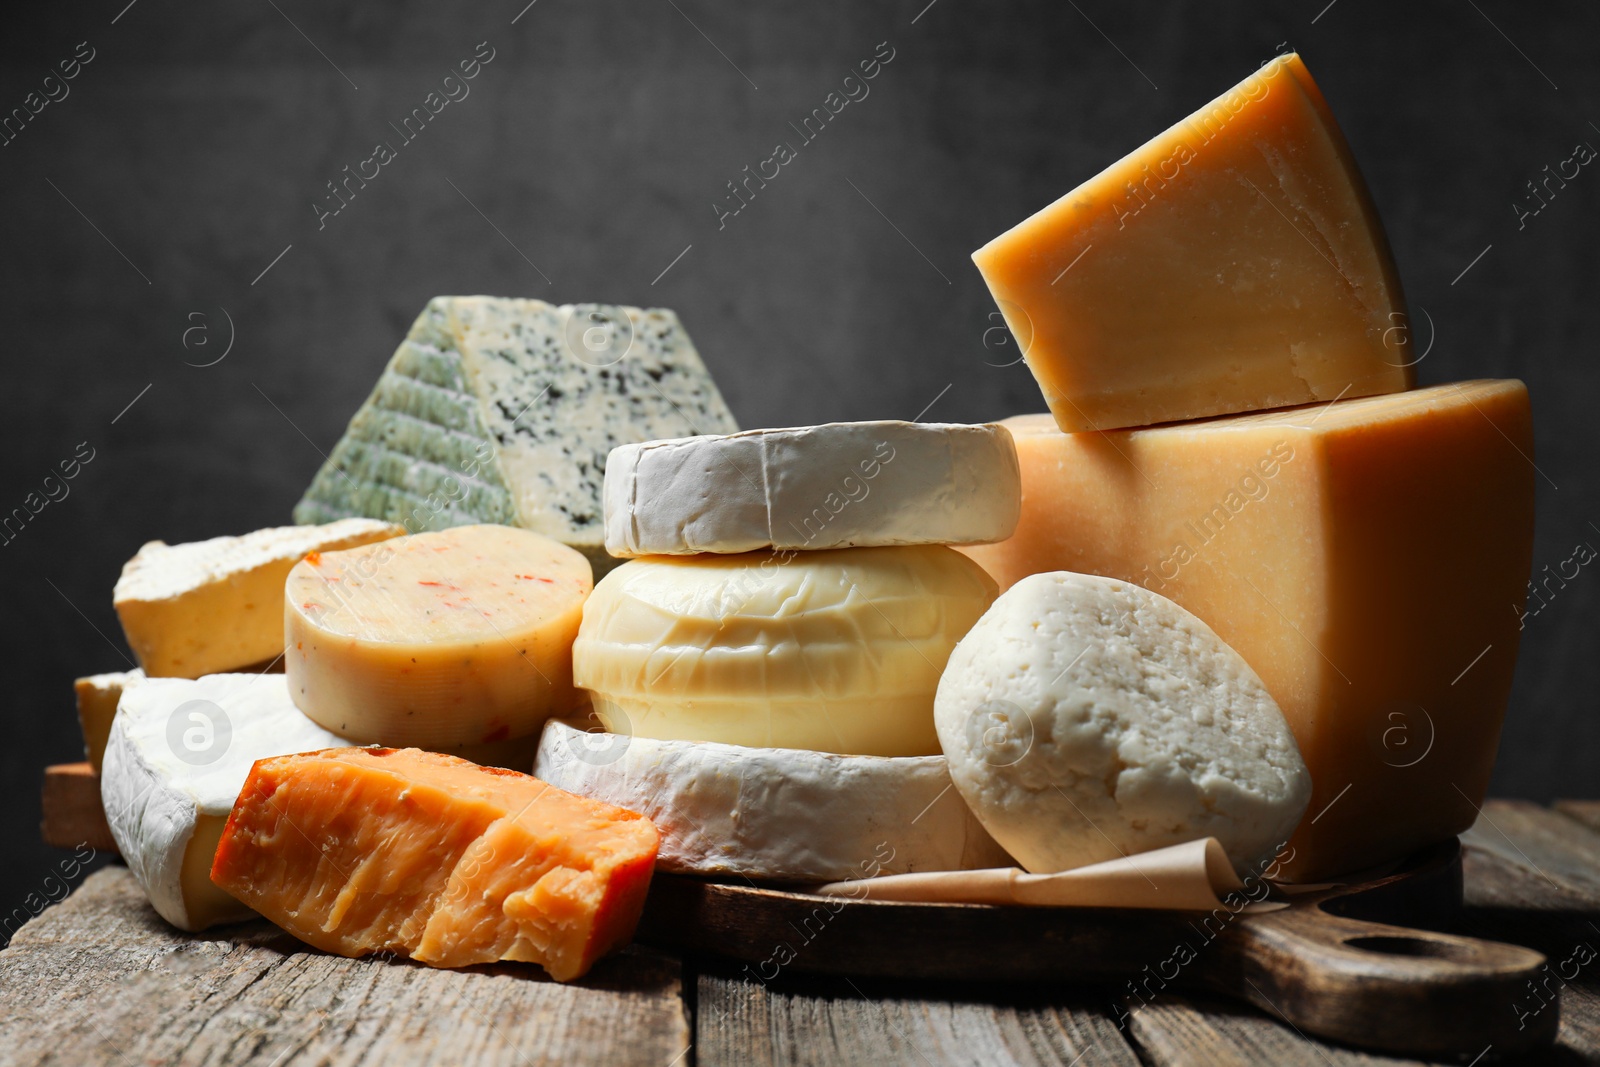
(285, 524, 592, 749)
(572, 545, 998, 756)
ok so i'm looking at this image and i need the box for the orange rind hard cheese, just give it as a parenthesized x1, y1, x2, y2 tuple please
(211, 747, 659, 981)
(973, 53, 1413, 432)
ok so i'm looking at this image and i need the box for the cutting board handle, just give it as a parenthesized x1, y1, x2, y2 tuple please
(1214, 844, 1555, 1056)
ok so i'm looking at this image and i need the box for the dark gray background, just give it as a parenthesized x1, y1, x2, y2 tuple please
(2, 0, 1594, 918)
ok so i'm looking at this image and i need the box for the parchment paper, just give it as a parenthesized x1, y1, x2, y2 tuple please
(812, 837, 1287, 912)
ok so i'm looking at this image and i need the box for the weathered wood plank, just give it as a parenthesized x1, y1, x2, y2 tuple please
(0, 867, 690, 1067)
(695, 968, 1142, 1067)
(1461, 803, 1600, 1063)
(1120, 992, 1434, 1066)
(1462, 798, 1600, 901)
(1555, 800, 1600, 838)
(39, 762, 116, 854)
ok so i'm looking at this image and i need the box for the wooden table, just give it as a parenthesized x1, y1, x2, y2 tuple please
(6, 799, 1600, 1066)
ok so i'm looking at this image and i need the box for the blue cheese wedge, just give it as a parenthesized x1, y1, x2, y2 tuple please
(294, 297, 740, 571)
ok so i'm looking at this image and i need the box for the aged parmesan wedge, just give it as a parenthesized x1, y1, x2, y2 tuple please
(285, 525, 592, 751)
(210, 747, 660, 981)
(535, 719, 1012, 882)
(602, 421, 1021, 556)
(959, 381, 1536, 879)
(974, 53, 1412, 432)
(113, 519, 406, 678)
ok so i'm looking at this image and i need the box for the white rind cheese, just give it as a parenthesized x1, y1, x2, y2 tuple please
(602, 421, 1021, 556)
(535, 719, 1011, 882)
(100, 673, 348, 931)
(573, 546, 998, 757)
(112, 518, 406, 678)
(294, 297, 740, 572)
(935, 572, 1311, 876)
(75, 668, 145, 772)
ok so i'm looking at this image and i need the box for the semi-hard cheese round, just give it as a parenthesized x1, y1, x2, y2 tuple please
(935, 572, 1312, 877)
(535, 719, 1012, 882)
(573, 545, 998, 756)
(285, 524, 591, 749)
(602, 421, 1021, 556)
(100, 673, 349, 931)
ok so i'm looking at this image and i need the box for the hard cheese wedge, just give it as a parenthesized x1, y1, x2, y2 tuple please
(536, 719, 1011, 882)
(573, 546, 998, 757)
(959, 381, 1535, 879)
(113, 519, 405, 678)
(75, 668, 143, 772)
(974, 53, 1413, 432)
(285, 525, 592, 751)
(211, 747, 660, 981)
(293, 297, 740, 573)
(100, 673, 347, 931)
(603, 421, 1021, 556)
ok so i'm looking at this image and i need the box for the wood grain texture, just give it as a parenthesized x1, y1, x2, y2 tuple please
(1555, 800, 1600, 838)
(1460, 803, 1600, 1063)
(1121, 992, 1432, 1066)
(696, 969, 1142, 1067)
(0, 867, 690, 1067)
(39, 762, 116, 854)
(1463, 799, 1600, 901)
(642, 842, 1554, 1057)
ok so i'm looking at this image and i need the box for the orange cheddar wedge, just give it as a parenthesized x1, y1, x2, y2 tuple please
(211, 747, 659, 981)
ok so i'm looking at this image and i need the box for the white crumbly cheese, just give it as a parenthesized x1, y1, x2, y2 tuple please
(535, 719, 1011, 882)
(602, 421, 1021, 556)
(294, 297, 740, 572)
(75, 668, 144, 771)
(934, 572, 1311, 875)
(112, 518, 406, 678)
(573, 545, 998, 757)
(100, 673, 348, 931)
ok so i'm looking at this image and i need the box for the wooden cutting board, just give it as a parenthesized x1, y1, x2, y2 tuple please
(636, 838, 1554, 1058)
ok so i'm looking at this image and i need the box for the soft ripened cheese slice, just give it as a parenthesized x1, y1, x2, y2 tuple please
(573, 545, 998, 757)
(535, 719, 1011, 882)
(959, 381, 1535, 879)
(113, 519, 405, 678)
(210, 747, 659, 981)
(293, 297, 740, 573)
(75, 668, 143, 772)
(973, 53, 1413, 432)
(936, 572, 1310, 876)
(603, 421, 1021, 556)
(99, 673, 348, 930)
(285, 525, 592, 751)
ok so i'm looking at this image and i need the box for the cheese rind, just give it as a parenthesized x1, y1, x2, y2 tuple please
(210, 747, 659, 981)
(573, 546, 998, 757)
(285, 525, 592, 750)
(535, 719, 1012, 882)
(75, 668, 143, 772)
(973, 53, 1412, 432)
(602, 421, 1021, 556)
(112, 519, 406, 678)
(936, 572, 1311, 876)
(293, 297, 740, 573)
(99, 673, 348, 930)
(958, 381, 1536, 879)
